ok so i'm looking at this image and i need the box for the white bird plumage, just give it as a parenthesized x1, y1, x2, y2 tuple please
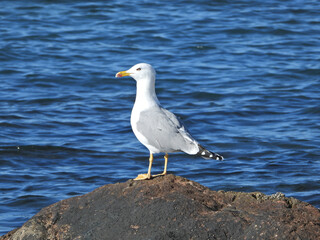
(116, 63, 223, 180)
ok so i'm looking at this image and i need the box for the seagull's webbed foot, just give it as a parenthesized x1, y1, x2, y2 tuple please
(134, 173, 151, 180)
(152, 172, 166, 177)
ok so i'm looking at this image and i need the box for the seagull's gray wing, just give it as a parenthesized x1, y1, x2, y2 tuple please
(135, 106, 199, 154)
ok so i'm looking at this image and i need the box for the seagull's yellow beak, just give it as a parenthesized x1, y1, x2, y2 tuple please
(115, 70, 131, 78)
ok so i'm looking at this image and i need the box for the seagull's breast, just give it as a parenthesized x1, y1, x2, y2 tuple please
(131, 105, 161, 153)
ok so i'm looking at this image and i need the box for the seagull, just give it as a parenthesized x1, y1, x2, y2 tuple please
(115, 63, 223, 180)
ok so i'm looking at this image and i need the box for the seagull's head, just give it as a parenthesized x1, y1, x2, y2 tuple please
(115, 63, 156, 82)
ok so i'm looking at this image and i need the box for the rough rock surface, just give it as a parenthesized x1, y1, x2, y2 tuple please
(2, 174, 320, 240)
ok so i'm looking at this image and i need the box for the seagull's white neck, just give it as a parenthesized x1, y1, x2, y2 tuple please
(134, 76, 160, 111)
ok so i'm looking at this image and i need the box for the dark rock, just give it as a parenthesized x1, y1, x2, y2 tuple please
(2, 174, 320, 240)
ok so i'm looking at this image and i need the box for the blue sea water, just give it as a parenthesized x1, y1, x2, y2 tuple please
(1, 0, 320, 234)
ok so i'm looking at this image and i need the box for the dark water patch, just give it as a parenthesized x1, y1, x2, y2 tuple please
(5, 195, 53, 208)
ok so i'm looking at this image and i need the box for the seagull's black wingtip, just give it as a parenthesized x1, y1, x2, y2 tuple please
(216, 154, 224, 161)
(197, 145, 224, 161)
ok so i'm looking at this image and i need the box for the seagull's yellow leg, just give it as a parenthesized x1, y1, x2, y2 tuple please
(153, 153, 168, 177)
(134, 153, 153, 180)
(163, 153, 168, 175)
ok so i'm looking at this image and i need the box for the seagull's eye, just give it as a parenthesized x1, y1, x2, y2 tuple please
(136, 67, 141, 71)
